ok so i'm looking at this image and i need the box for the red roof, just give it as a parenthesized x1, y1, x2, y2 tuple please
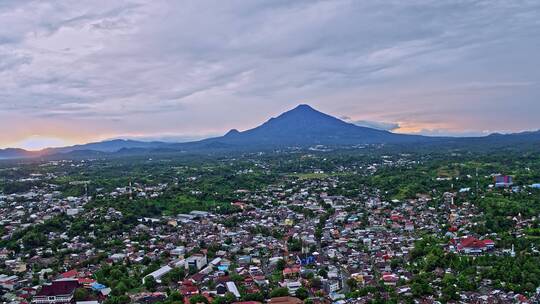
(60, 270, 78, 278)
(460, 236, 487, 249)
(283, 266, 300, 275)
(180, 285, 199, 296)
(517, 294, 528, 303)
(268, 297, 303, 304)
(483, 239, 495, 245)
(382, 273, 399, 282)
(190, 273, 206, 282)
(390, 215, 402, 221)
(78, 278, 96, 284)
(36, 280, 79, 297)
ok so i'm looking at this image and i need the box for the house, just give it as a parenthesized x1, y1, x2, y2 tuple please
(180, 281, 199, 296)
(226, 282, 241, 298)
(323, 279, 340, 293)
(483, 239, 495, 250)
(170, 247, 186, 257)
(282, 266, 300, 279)
(404, 221, 414, 232)
(190, 211, 210, 218)
(237, 255, 251, 265)
(135, 293, 167, 304)
(494, 175, 513, 188)
(77, 278, 96, 288)
(186, 254, 207, 271)
(284, 281, 302, 295)
(143, 265, 173, 284)
(456, 237, 494, 254)
(381, 273, 399, 286)
(216, 283, 228, 295)
(59, 270, 78, 279)
(0, 274, 19, 290)
(109, 253, 126, 262)
(268, 297, 303, 304)
(32, 279, 79, 304)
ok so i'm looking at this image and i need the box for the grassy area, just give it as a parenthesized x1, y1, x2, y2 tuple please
(290, 172, 330, 180)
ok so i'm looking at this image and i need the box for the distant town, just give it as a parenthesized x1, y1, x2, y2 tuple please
(1, 145, 540, 304)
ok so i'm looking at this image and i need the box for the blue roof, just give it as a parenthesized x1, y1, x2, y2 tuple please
(91, 282, 107, 290)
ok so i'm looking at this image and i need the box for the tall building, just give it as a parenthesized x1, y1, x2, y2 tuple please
(494, 175, 513, 187)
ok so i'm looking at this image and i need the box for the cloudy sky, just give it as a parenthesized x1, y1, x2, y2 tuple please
(1, 0, 539, 149)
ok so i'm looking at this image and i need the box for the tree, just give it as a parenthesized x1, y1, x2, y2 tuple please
(411, 281, 431, 297)
(295, 287, 309, 300)
(276, 259, 286, 271)
(190, 295, 209, 304)
(346, 278, 357, 290)
(104, 295, 130, 304)
(163, 267, 185, 285)
(111, 269, 124, 280)
(270, 287, 289, 298)
(212, 293, 236, 304)
(212, 297, 228, 304)
(309, 277, 322, 289)
(168, 291, 184, 302)
(117, 295, 131, 304)
(287, 238, 302, 252)
(241, 292, 264, 302)
(224, 292, 236, 303)
(74, 288, 89, 301)
(144, 276, 157, 292)
(112, 281, 128, 296)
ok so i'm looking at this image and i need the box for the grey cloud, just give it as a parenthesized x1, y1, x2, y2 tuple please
(0, 0, 539, 141)
(352, 120, 401, 131)
(412, 129, 492, 138)
(0, 53, 31, 71)
(341, 116, 400, 131)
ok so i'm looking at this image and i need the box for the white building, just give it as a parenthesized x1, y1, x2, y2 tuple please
(185, 254, 207, 271)
(226, 281, 241, 298)
(143, 265, 173, 284)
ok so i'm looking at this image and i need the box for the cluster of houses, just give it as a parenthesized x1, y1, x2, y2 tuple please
(1, 157, 539, 304)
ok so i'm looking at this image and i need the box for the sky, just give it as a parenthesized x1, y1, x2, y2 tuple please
(1, 0, 539, 150)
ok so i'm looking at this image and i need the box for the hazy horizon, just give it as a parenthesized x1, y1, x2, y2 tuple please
(1, 1, 539, 149)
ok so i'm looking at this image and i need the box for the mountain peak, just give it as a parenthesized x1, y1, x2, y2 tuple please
(286, 104, 322, 116)
(293, 104, 316, 111)
(225, 129, 240, 136)
(198, 103, 419, 147)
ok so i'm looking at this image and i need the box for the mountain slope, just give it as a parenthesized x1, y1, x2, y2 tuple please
(43, 139, 169, 154)
(0, 140, 169, 160)
(0, 148, 40, 159)
(195, 104, 429, 147)
(2, 104, 540, 159)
